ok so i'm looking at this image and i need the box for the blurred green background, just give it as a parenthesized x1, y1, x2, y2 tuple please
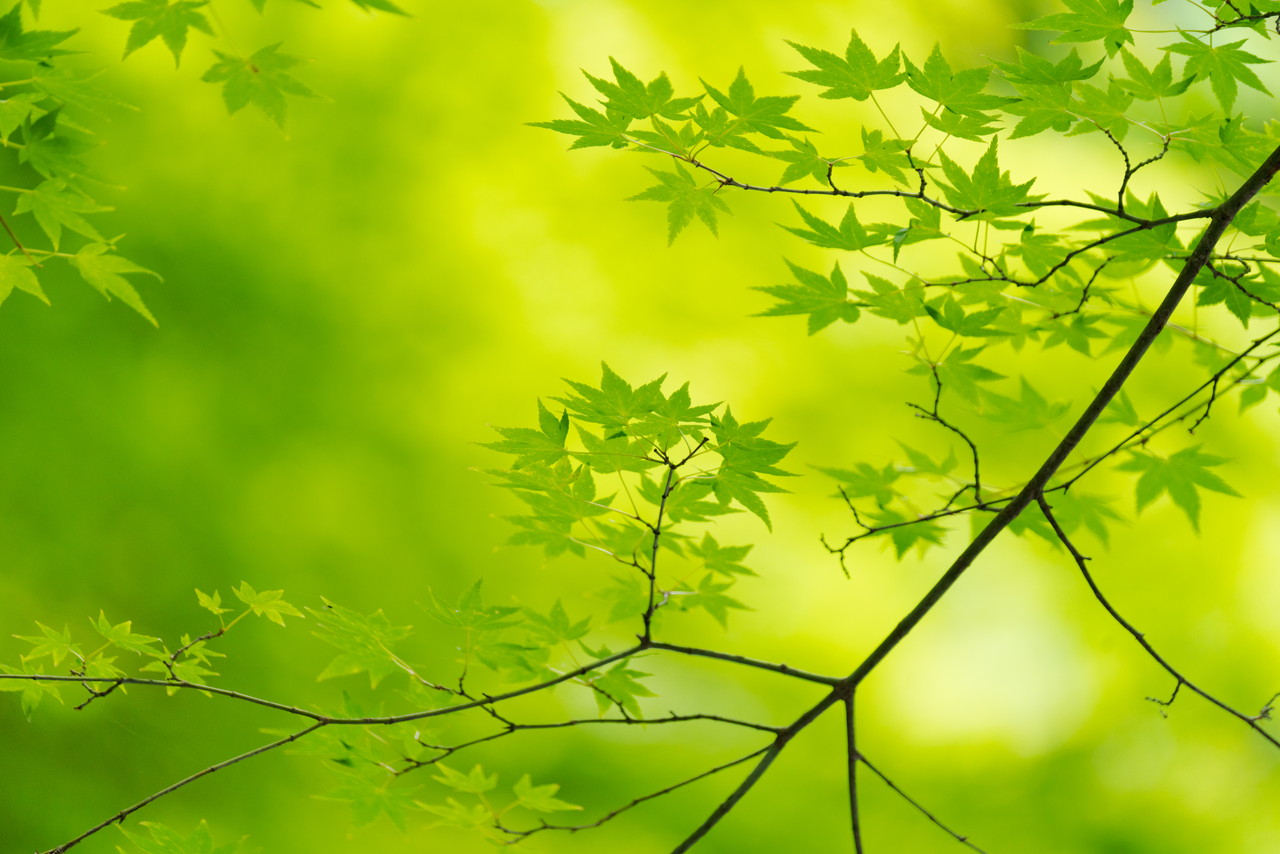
(2, 1, 1278, 852)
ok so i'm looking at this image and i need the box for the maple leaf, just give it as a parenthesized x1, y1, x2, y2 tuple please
(117, 820, 247, 854)
(1116, 446, 1241, 530)
(0, 253, 46, 306)
(0, 2, 76, 62)
(530, 95, 632, 149)
(701, 67, 813, 140)
(1164, 35, 1271, 112)
(628, 163, 730, 244)
(1019, 0, 1135, 56)
(102, 0, 214, 67)
(785, 31, 905, 101)
(905, 45, 1009, 116)
(13, 178, 107, 248)
(583, 58, 699, 121)
(784, 201, 890, 251)
(202, 43, 316, 128)
(69, 243, 160, 325)
(754, 259, 859, 334)
(937, 139, 1041, 219)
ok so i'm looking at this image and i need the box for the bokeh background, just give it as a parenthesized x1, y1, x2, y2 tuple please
(2, 1, 1279, 852)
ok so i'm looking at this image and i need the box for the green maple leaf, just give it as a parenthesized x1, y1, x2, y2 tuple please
(937, 139, 1040, 219)
(483, 400, 570, 469)
(994, 47, 1103, 87)
(755, 259, 859, 334)
(92, 611, 161, 656)
(1041, 313, 1109, 355)
(701, 67, 813, 140)
(15, 622, 79, 666)
(688, 533, 755, 576)
(708, 408, 795, 529)
(626, 380, 718, 449)
(628, 163, 729, 244)
(116, 820, 247, 854)
(323, 767, 419, 832)
(0, 659, 63, 718)
(923, 345, 1005, 403)
(681, 574, 749, 628)
(0, 253, 46, 306)
(852, 273, 925, 324)
(1116, 49, 1190, 100)
(905, 45, 1008, 116)
(14, 178, 107, 248)
(923, 292, 1005, 337)
(0, 2, 76, 62)
(1165, 34, 1271, 113)
(309, 599, 412, 688)
(1019, 0, 1135, 56)
(232, 581, 303, 626)
(784, 201, 889, 251)
(1003, 82, 1076, 139)
(1070, 79, 1135, 140)
(922, 106, 1002, 141)
(557, 363, 668, 433)
(867, 507, 947, 558)
(513, 774, 583, 814)
(1044, 490, 1123, 545)
(769, 135, 847, 186)
(981, 378, 1070, 432)
(424, 580, 522, 631)
(102, 0, 213, 67)
(818, 461, 900, 505)
(785, 31, 905, 101)
(1116, 446, 1241, 530)
(523, 600, 591, 644)
(644, 476, 733, 523)
(1196, 269, 1255, 326)
(857, 127, 911, 182)
(590, 662, 655, 717)
(70, 244, 159, 325)
(202, 43, 316, 128)
(530, 95, 632, 149)
(583, 58, 699, 121)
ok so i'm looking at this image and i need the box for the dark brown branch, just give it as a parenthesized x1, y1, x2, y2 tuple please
(859, 752, 988, 853)
(649, 640, 842, 685)
(1036, 494, 1278, 749)
(844, 694, 864, 854)
(43, 722, 326, 853)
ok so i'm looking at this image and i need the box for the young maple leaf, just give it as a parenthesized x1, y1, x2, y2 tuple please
(937, 139, 1041, 219)
(1164, 35, 1271, 113)
(1116, 446, 1241, 530)
(700, 67, 813, 140)
(754, 259, 860, 335)
(628, 163, 730, 244)
(102, 0, 214, 67)
(0, 3, 76, 63)
(13, 178, 108, 248)
(785, 31, 905, 101)
(1018, 0, 1135, 56)
(202, 43, 316, 129)
(70, 244, 160, 326)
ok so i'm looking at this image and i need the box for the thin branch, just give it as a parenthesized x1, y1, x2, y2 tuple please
(1036, 494, 1278, 750)
(649, 640, 842, 685)
(859, 752, 988, 853)
(499, 746, 772, 842)
(43, 722, 326, 854)
(844, 695, 864, 854)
